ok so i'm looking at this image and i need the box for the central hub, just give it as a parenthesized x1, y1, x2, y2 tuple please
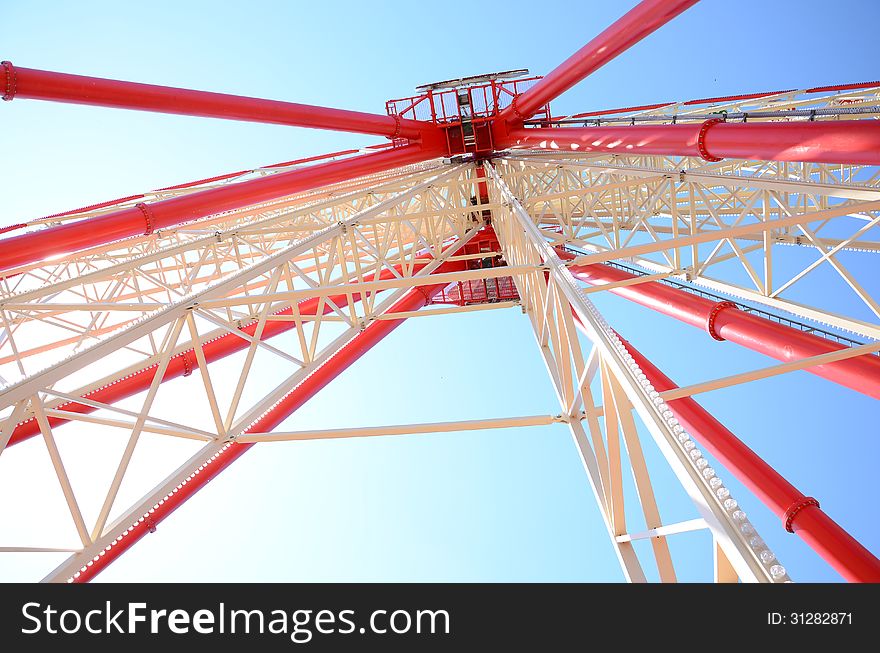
(385, 69, 551, 156)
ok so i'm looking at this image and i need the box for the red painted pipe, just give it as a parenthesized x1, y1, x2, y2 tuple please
(0, 143, 441, 275)
(7, 261, 440, 447)
(1, 61, 431, 140)
(499, 0, 699, 123)
(618, 334, 880, 582)
(506, 120, 880, 166)
(68, 263, 463, 582)
(563, 258, 880, 400)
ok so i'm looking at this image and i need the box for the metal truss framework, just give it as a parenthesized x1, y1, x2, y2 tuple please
(485, 163, 780, 582)
(1, 0, 878, 583)
(496, 152, 880, 339)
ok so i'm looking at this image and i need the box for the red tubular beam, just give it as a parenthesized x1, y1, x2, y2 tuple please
(0, 143, 440, 275)
(498, 0, 699, 123)
(617, 335, 880, 582)
(69, 263, 463, 582)
(6, 261, 439, 447)
(505, 120, 880, 166)
(563, 259, 880, 400)
(1, 62, 431, 140)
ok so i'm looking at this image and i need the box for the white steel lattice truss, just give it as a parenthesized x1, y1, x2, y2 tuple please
(1, 84, 879, 583)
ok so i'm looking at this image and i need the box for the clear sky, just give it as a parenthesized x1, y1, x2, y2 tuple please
(1, 0, 879, 583)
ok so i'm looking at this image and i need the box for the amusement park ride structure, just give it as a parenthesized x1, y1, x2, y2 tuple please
(1, 0, 879, 583)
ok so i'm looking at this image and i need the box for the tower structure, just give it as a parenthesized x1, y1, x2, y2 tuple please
(1, 0, 879, 583)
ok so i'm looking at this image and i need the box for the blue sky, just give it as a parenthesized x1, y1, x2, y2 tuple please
(1, 0, 878, 582)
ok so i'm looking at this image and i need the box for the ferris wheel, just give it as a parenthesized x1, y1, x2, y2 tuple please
(1, 0, 879, 583)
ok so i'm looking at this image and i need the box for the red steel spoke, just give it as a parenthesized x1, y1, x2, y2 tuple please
(1, 62, 434, 140)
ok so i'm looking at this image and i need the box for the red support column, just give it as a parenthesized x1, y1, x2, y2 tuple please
(0, 143, 443, 275)
(563, 258, 880, 400)
(0, 61, 433, 140)
(68, 261, 465, 583)
(498, 0, 700, 124)
(613, 332, 880, 582)
(505, 120, 880, 166)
